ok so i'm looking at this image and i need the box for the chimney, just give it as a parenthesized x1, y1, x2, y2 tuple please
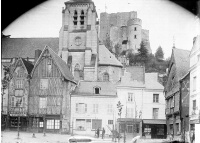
(35, 49, 42, 63)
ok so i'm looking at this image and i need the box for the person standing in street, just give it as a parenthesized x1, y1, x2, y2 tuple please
(102, 127, 105, 139)
(97, 128, 100, 138)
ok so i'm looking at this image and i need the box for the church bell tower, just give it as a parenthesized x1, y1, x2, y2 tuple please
(59, 0, 98, 81)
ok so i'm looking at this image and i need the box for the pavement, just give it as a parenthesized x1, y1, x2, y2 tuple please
(1, 131, 169, 143)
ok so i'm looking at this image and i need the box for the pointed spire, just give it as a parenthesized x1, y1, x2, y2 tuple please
(173, 36, 176, 49)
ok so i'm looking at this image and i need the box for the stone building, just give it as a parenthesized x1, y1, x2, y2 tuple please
(164, 48, 190, 141)
(189, 35, 200, 140)
(99, 11, 151, 54)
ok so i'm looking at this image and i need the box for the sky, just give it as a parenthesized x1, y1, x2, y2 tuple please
(2, 0, 200, 58)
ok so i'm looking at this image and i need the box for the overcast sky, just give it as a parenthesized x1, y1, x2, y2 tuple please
(2, 0, 200, 58)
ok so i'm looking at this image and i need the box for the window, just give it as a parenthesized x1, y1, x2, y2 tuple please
(76, 119, 85, 130)
(39, 97, 47, 109)
(39, 121, 43, 127)
(94, 87, 100, 94)
(93, 104, 98, 113)
(55, 120, 60, 129)
(40, 79, 48, 89)
(103, 73, 109, 81)
(80, 10, 84, 25)
(85, 119, 91, 129)
(11, 97, 15, 107)
(134, 27, 137, 31)
(15, 79, 24, 89)
(76, 103, 87, 113)
(16, 67, 24, 77)
(108, 120, 113, 124)
(134, 35, 137, 39)
(47, 119, 54, 129)
(153, 108, 159, 119)
(193, 76, 196, 91)
(128, 93, 133, 102)
(153, 94, 159, 103)
(107, 104, 113, 114)
(193, 100, 196, 110)
(73, 10, 78, 25)
(47, 59, 52, 75)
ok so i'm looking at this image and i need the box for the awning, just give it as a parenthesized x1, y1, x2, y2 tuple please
(143, 119, 166, 125)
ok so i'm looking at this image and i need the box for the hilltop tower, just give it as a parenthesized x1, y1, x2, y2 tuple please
(127, 18, 142, 53)
(58, 0, 98, 81)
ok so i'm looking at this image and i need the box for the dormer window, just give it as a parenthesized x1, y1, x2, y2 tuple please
(94, 87, 101, 94)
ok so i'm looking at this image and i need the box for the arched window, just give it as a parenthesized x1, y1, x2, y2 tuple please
(73, 10, 78, 25)
(80, 10, 84, 25)
(103, 72, 109, 81)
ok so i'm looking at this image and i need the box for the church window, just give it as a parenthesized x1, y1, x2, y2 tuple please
(103, 72, 109, 81)
(134, 27, 137, 31)
(80, 10, 84, 25)
(73, 10, 78, 25)
(134, 35, 137, 39)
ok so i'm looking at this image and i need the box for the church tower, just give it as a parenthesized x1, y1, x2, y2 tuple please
(59, 0, 98, 81)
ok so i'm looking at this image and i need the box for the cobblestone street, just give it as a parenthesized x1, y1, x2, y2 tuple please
(1, 131, 168, 143)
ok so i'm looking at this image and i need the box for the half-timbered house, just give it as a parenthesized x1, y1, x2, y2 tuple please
(8, 57, 34, 131)
(164, 48, 190, 141)
(29, 46, 76, 133)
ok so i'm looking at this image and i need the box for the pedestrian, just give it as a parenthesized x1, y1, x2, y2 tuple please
(102, 127, 105, 139)
(97, 127, 100, 138)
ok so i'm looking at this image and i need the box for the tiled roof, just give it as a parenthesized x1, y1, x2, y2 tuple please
(2, 38, 59, 59)
(99, 44, 123, 67)
(33, 46, 76, 84)
(173, 48, 190, 80)
(72, 81, 117, 96)
(126, 66, 144, 82)
(143, 119, 166, 125)
(21, 58, 34, 74)
(145, 73, 164, 90)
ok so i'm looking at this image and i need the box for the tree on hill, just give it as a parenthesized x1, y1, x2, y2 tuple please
(137, 41, 149, 65)
(155, 46, 164, 60)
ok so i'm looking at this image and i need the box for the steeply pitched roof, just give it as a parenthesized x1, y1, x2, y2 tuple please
(145, 73, 164, 90)
(173, 48, 190, 80)
(72, 81, 117, 96)
(2, 38, 59, 59)
(21, 58, 34, 74)
(33, 46, 76, 84)
(99, 44, 123, 67)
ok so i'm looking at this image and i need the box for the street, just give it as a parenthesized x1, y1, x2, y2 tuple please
(1, 131, 169, 143)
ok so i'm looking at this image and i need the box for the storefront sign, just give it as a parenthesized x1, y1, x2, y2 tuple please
(9, 107, 27, 116)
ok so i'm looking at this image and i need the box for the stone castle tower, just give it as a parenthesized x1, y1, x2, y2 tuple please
(100, 11, 151, 54)
(58, 0, 98, 81)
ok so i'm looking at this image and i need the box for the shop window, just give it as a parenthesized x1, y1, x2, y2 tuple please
(144, 125, 151, 136)
(76, 119, 85, 130)
(46, 119, 54, 129)
(127, 125, 133, 133)
(39, 121, 44, 127)
(55, 120, 60, 129)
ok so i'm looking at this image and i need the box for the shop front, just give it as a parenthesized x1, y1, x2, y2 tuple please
(142, 119, 167, 139)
